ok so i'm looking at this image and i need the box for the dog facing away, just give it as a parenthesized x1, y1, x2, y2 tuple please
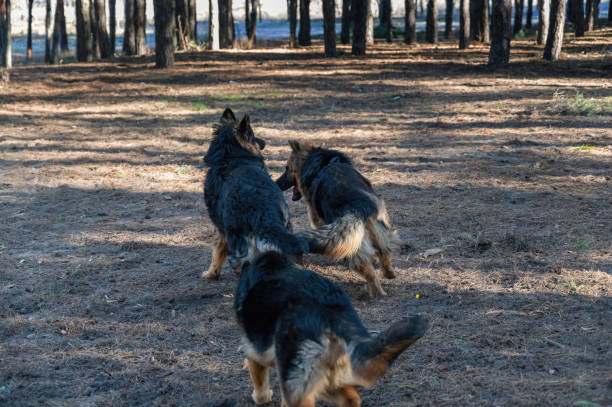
(276, 141, 400, 297)
(235, 251, 428, 407)
(202, 109, 308, 279)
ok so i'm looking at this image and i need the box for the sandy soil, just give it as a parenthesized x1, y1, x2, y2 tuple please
(1, 29, 611, 407)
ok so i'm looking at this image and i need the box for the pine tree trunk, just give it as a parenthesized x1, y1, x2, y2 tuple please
(471, 0, 486, 40)
(426, 0, 438, 43)
(45, 0, 54, 62)
(57, 0, 69, 53)
(585, 0, 594, 30)
(288, 0, 297, 47)
(405, 0, 417, 44)
(76, 0, 92, 61)
(513, 0, 524, 33)
(380, 0, 392, 41)
(526, 0, 533, 28)
(90, 0, 100, 58)
(27, 0, 34, 59)
(109, 0, 116, 52)
(543, 0, 567, 60)
(176, 0, 188, 50)
(323, 0, 336, 55)
(51, 0, 60, 63)
(209, 0, 219, 49)
(575, 0, 584, 36)
(188, 0, 197, 40)
(609, 0, 611, 21)
(93, 0, 112, 58)
(482, 0, 490, 42)
(154, 0, 175, 67)
(341, 0, 351, 43)
(298, 0, 311, 45)
(536, 0, 548, 43)
(245, 0, 257, 47)
(352, 0, 367, 54)
(134, 0, 146, 55)
(123, 0, 135, 54)
(0, 0, 11, 68)
(366, 0, 374, 44)
(488, 0, 512, 64)
(219, 0, 234, 48)
(445, 0, 453, 38)
(459, 0, 470, 48)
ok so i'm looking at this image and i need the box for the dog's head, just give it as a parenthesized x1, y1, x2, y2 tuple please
(276, 140, 314, 201)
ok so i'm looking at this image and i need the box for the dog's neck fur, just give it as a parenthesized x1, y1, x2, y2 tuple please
(300, 148, 352, 191)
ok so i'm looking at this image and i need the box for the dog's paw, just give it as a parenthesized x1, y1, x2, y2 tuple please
(202, 269, 220, 280)
(252, 388, 273, 405)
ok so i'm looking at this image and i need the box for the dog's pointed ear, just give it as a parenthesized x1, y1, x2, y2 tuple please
(288, 140, 301, 152)
(221, 108, 236, 123)
(238, 114, 251, 136)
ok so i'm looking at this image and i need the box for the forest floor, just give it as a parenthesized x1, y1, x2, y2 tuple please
(1, 27, 611, 407)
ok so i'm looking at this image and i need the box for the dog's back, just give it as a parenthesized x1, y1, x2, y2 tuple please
(235, 252, 427, 407)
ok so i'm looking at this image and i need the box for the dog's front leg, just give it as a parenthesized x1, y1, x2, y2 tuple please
(248, 358, 273, 405)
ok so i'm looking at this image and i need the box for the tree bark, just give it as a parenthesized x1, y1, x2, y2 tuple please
(109, 0, 116, 52)
(134, 0, 146, 55)
(0, 0, 11, 68)
(488, 0, 512, 64)
(123, 0, 135, 54)
(536, 0, 548, 43)
(366, 0, 374, 44)
(90, 0, 99, 58)
(341, 0, 351, 44)
(405, 0, 417, 44)
(57, 0, 69, 53)
(575, 0, 584, 36)
(426, 0, 438, 43)
(380, 0, 392, 41)
(45, 0, 54, 62)
(525, 0, 533, 28)
(154, 0, 175, 67)
(188, 0, 196, 40)
(585, 0, 594, 30)
(245, 0, 257, 47)
(513, 0, 524, 33)
(445, 0, 454, 39)
(609, 0, 611, 21)
(176, 0, 188, 49)
(288, 0, 297, 47)
(352, 0, 367, 54)
(471, 0, 487, 40)
(93, 0, 112, 58)
(209, 0, 219, 49)
(76, 0, 92, 61)
(322, 0, 337, 56)
(27, 0, 33, 59)
(219, 0, 234, 48)
(459, 0, 470, 48)
(543, 0, 567, 60)
(51, 0, 60, 63)
(298, 0, 311, 45)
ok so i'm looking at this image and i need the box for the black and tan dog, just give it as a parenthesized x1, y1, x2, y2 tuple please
(202, 109, 308, 279)
(235, 251, 427, 407)
(276, 141, 399, 297)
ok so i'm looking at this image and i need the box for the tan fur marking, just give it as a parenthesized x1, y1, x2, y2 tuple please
(248, 358, 273, 405)
(357, 263, 387, 298)
(202, 232, 228, 279)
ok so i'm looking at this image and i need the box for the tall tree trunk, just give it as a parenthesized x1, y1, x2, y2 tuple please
(488, 0, 512, 64)
(366, 0, 374, 44)
(543, 0, 567, 60)
(109, 0, 116, 53)
(0, 0, 11, 68)
(526, 0, 533, 28)
(75, 0, 92, 61)
(58, 0, 68, 53)
(380, 0, 392, 41)
(90, 0, 100, 58)
(299, 0, 311, 45)
(471, 0, 485, 40)
(536, 0, 549, 43)
(426, 0, 438, 43)
(288, 0, 297, 47)
(93, 0, 112, 58)
(154, 0, 175, 67)
(323, 0, 336, 55)
(459, 0, 470, 48)
(418, 0, 424, 16)
(341, 0, 351, 43)
(45, 0, 53, 62)
(123, 0, 135, 54)
(27, 0, 34, 59)
(445, 0, 454, 38)
(405, 0, 417, 44)
(134, 0, 146, 55)
(513, 0, 524, 33)
(51, 0, 60, 63)
(176, 0, 188, 50)
(219, 0, 234, 48)
(209, 0, 219, 49)
(567, 0, 575, 23)
(575, 0, 584, 36)
(188, 0, 196, 40)
(609, 0, 611, 21)
(585, 0, 594, 30)
(352, 0, 367, 54)
(245, 0, 257, 47)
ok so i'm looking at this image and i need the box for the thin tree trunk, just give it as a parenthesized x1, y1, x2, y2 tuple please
(459, 0, 470, 48)
(513, 0, 524, 33)
(90, 0, 100, 58)
(609, 0, 611, 21)
(109, 0, 116, 52)
(93, 0, 112, 58)
(543, 0, 567, 60)
(27, 0, 34, 59)
(585, 0, 594, 30)
(445, 0, 454, 38)
(75, 0, 92, 61)
(219, 0, 234, 48)
(176, 0, 188, 50)
(536, 0, 549, 43)
(287, 0, 297, 47)
(575, 0, 584, 36)
(482, 0, 490, 41)
(366, 0, 374, 44)
(188, 0, 197, 41)
(341, 0, 351, 43)
(245, 0, 257, 47)
(352, 0, 367, 54)
(405, 0, 417, 44)
(134, 0, 146, 55)
(299, 0, 311, 45)
(58, 0, 68, 53)
(154, 0, 175, 67)
(323, 0, 336, 56)
(51, 0, 60, 63)
(0, 0, 11, 68)
(426, 0, 438, 43)
(123, 0, 135, 54)
(488, 0, 512, 64)
(45, 0, 53, 62)
(526, 0, 533, 28)
(380, 0, 392, 41)
(209, 0, 219, 49)
(567, 0, 575, 23)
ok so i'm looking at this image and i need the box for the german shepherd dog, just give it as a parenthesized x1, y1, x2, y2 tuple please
(235, 251, 428, 407)
(276, 141, 399, 297)
(202, 109, 308, 279)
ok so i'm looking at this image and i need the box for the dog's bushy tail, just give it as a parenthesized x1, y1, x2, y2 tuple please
(298, 214, 366, 259)
(350, 315, 428, 388)
(258, 227, 310, 256)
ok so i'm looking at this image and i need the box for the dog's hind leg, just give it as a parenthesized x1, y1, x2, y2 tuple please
(248, 358, 273, 405)
(378, 251, 396, 279)
(357, 263, 387, 298)
(202, 232, 228, 280)
(324, 386, 361, 407)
